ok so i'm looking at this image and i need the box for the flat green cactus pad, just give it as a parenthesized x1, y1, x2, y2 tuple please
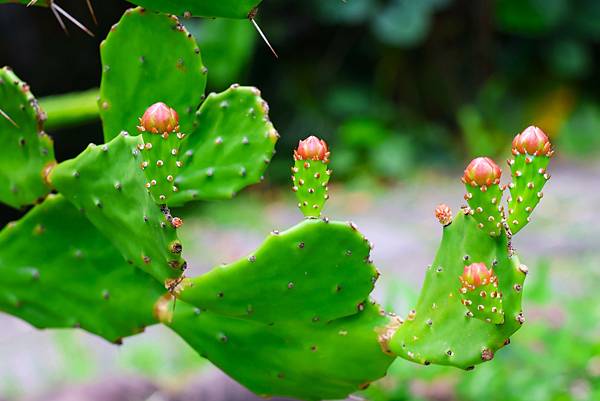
(390, 212, 526, 369)
(507, 153, 551, 235)
(161, 299, 396, 401)
(177, 218, 379, 325)
(170, 85, 278, 204)
(49, 133, 185, 284)
(126, 0, 262, 18)
(292, 159, 330, 217)
(0, 67, 55, 209)
(0, 194, 163, 343)
(99, 7, 206, 142)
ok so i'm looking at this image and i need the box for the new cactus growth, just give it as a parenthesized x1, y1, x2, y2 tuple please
(462, 156, 504, 237)
(507, 125, 553, 235)
(292, 136, 331, 218)
(459, 262, 504, 324)
(137, 102, 185, 204)
(0, 67, 55, 209)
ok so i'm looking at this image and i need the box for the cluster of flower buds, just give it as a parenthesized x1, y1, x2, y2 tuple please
(435, 204, 453, 226)
(461, 157, 502, 188)
(137, 102, 180, 135)
(294, 135, 330, 162)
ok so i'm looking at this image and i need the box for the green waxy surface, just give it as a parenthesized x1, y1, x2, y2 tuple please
(0, 67, 55, 209)
(507, 153, 551, 235)
(139, 130, 186, 204)
(292, 159, 330, 218)
(170, 85, 279, 204)
(126, 0, 262, 18)
(0, 194, 163, 343)
(49, 133, 185, 284)
(390, 212, 526, 369)
(165, 300, 395, 401)
(464, 183, 504, 237)
(178, 218, 379, 325)
(459, 273, 505, 324)
(99, 7, 206, 142)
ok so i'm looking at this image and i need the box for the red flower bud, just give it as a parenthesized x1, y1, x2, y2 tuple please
(462, 157, 502, 187)
(435, 204, 453, 226)
(137, 102, 179, 134)
(294, 135, 330, 162)
(460, 262, 494, 289)
(512, 126, 552, 156)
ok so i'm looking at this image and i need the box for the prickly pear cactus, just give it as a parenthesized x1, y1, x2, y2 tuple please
(507, 126, 553, 235)
(99, 7, 206, 142)
(137, 102, 186, 204)
(158, 299, 396, 401)
(462, 157, 504, 237)
(170, 85, 279, 204)
(0, 194, 163, 343)
(0, 67, 55, 209)
(390, 127, 553, 369)
(291, 136, 331, 218)
(125, 0, 262, 18)
(49, 133, 186, 284)
(389, 211, 525, 368)
(98, 9, 277, 205)
(176, 218, 379, 324)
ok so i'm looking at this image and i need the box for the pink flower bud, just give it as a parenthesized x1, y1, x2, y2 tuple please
(462, 157, 502, 187)
(435, 204, 453, 226)
(512, 126, 552, 156)
(294, 135, 330, 162)
(137, 102, 179, 134)
(460, 262, 494, 288)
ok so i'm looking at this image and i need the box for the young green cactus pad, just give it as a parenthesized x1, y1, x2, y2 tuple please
(292, 136, 331, 218)
(125, 0, 263, 18)
(389, 211, 526, 369)
(169, 85, 279, 204)
(0, 67, 55, 209)
(99, 7, 206, 142)
(137, 102, 186, 204)
(176, 218, 379, 325)
(49, 133, 186, 284)
(462, 157, 504, 237)
(158, 298, 396, 401)
(507, 126, 553, 235)
(459, 262, 504, 324)
(0, 194, 163, 343)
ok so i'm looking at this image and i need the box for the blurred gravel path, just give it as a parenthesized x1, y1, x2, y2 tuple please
(1, 161, 598, 401)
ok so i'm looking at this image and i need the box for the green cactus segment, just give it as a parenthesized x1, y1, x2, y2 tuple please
(178, 218, 378, 325)
(507, 154, 551, 235)
(139, 130, 185, 204)
(0, 194, 163, 343)
(126, 0, 262, 18)
(459, 272, 504, 324)
(169, 86, 278, 204)
(163, 299, 395, 401)
(390, 212, 526, 369)
(49, 133, 185, 284)
(292, 159, 330, 218)
(0, 67, 55, 209)
(464, 183, 504, 237)
(99, 7, 206, 142)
